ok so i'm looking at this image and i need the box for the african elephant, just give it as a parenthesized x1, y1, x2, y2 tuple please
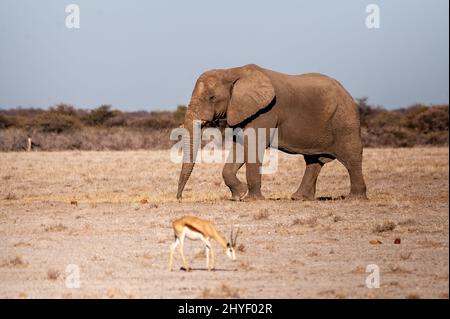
(176, 64, 367, 201)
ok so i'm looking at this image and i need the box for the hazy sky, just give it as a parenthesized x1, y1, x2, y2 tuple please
(0, 0, 448, 110)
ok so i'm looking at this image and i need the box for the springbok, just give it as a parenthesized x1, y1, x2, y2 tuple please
(169, 216, 239, 271)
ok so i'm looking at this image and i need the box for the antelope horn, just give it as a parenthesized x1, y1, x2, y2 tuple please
(230, 228, 234, 246)
(233, 227, 240, 246)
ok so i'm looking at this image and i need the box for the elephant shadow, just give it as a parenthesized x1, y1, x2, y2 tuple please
(179, 267, 236, 272)
(317, 195, 346, 201)
(267, 195, 346, 201)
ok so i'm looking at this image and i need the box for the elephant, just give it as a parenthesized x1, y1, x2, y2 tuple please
(176, 64, 367, 201)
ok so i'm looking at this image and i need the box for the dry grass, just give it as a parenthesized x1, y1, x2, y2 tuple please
(47, 269, 60, 280)
(1, 256, 27, 268)
(201, 284, 241, 298)
(292, 216, 318, 227)
(373, 221, 396, 233)
(254, 210, 270, 220)
(400, 252, 413, 260)
(398, 218, 416, 226)
(44, 224, 68, 232)
(4, 193, 17, 200)
(0, 148, 448, 298)
(236, 244, 246, 253)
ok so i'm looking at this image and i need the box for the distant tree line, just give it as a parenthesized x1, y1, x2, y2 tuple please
(356, 98, 448, 147)
(0, 100, 448, 151)
(0, 104, 187, 132)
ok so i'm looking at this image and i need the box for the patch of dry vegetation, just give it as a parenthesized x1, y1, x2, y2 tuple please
(0, 102, 447, 151)
(47, 269, 60, 280)
(0, 148, 447, 298)
(201, 283, 241, 298)
(4, 193, 17, 200)
(44, 223, 68, 232)
(0, 104, 187, 151)
(1, 256, 27, 268)
(373, 221, 396, 233)
(358, 98, 448, 147)
(292, 216, 318, 227)
(254, 210, 269, 220)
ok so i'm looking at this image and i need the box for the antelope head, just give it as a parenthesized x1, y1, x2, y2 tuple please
(226, 227, 240, 261)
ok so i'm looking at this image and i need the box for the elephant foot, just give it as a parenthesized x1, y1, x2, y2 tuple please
(230, 184, 248, 201)
(242, 193, 265, 202)
(291, 192, 315, 201)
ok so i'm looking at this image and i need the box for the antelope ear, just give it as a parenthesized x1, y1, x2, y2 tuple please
(227, 66, 275, 127)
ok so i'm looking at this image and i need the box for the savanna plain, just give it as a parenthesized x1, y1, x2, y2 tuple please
(0, 147, 448, 298)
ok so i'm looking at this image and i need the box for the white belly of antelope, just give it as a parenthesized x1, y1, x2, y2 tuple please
(183, 227, 204, 241)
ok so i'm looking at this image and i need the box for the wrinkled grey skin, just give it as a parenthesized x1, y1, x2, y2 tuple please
(177, 64, 367, 201)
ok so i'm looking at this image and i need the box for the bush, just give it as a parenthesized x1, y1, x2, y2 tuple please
(407, 105, 448, 133)
(50, 103, 79, 116)
(83, 105, 115, 126)
(174, 105, 187, 124)
(103, 113, 128, 127)
(0, 114, 15, 129)
(0, 101, 448, 150)
(130, 111, 177, 129)
(36, 112, 81, 133)
(0, 127, 174, 151)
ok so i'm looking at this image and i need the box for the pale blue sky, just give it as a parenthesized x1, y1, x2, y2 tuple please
(0, 0, 448, 110)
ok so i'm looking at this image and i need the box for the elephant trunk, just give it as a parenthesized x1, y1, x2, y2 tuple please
(176, 112, 200, 200)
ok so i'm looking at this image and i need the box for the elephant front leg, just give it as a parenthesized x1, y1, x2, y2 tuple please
(222, 162, 247, 201)
(222, 146, 248, 201)
(243, 161, 265, 201)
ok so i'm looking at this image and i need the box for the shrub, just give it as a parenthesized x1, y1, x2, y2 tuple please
(408, 105, 448, 133)
(36, 112, 81, 133)
(130, 111, 177, 129)
(50, 103, 79, 116)
(174, 105, 187, 124)
(0, 114, 15, 129)
(83, 105, 115, 126)
(0, 101, 448, 150)
(104, 113, 128, 127)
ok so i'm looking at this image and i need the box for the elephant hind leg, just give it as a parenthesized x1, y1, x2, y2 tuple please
(335, 147, 367, 200)
(292, 155, 334, 201)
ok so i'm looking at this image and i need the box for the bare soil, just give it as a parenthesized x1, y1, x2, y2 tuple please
(0, 148, 448, 298)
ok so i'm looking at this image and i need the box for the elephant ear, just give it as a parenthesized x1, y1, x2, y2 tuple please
(227, 66, 275, 126)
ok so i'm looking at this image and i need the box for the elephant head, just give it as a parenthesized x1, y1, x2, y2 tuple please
(176, 64, 275, 199)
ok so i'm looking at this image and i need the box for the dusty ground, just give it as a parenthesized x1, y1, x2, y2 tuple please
(0, 148, 448, 299)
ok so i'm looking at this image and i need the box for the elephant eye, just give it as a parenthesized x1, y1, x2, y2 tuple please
(208, 95, 216, 103)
